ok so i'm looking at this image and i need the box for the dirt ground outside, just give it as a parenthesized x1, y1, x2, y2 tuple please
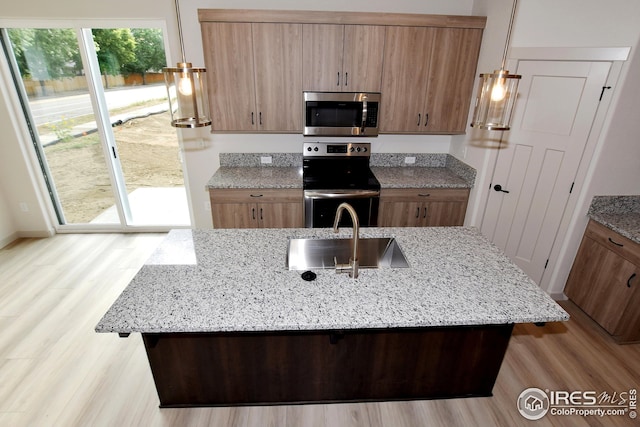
(43, 111, 184, 224)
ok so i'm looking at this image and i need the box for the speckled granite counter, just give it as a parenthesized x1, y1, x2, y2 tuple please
(371, 166, 470, 189)
(588, 195, 640, 244)
(96, 227, 567, 334)
(206, 152, 475, 190)
(206, 166, 303, 189)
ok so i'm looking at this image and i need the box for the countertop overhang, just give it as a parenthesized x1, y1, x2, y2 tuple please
(95, 227, 568, 334)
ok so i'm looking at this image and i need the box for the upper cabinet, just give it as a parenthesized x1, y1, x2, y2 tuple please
(380, 27, 483, 134)
(302, 24, 385, 92)
(199, 10, 485, 134)
(201, 22, 302, 132)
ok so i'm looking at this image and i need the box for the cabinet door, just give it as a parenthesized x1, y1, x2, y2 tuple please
(201, 23, 256, 131)
(565, 236, 637, 335)
(252, 23, 303, 131)
(380, 26, 435, 133)
(379, 201, 423, 227)
(342, 25, 385, 92)
(258, 202, 304, 228)
(211, 203, 258, 229)
(302, 24, 344, 91)
(425, 28, 483, 133)
(423, 201, 468, 226)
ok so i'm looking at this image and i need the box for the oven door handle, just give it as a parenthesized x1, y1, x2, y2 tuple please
(304, 190, 380, 199)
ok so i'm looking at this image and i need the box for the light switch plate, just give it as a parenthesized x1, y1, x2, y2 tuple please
(404, 156, 416, 164)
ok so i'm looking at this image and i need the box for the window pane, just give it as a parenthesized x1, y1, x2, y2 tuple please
(7, 28, 119, 225)
(91, 28, 189, 226)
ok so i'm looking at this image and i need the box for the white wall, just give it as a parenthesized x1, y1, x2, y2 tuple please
(0, 54, 54, 240)
(0, 186, 17, 248)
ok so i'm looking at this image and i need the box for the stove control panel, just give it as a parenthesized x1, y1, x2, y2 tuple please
(303, 142, 371, 157)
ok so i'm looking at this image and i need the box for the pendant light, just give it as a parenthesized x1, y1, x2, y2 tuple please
(163, 0, 211, 128)
(470, 0, 521, 131)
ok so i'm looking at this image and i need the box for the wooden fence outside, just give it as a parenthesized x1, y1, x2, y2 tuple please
(23, 72, 165, 97)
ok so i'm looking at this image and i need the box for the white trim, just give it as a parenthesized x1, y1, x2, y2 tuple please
(0, 231, 19, 249)
(510, 47, 630, 62)
(0, 18, 167, 30)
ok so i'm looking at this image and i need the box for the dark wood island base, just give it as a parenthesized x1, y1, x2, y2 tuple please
(142, 324, 514, 407)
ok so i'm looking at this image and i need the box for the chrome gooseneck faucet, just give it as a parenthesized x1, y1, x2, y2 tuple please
(333, 202, 360, 278)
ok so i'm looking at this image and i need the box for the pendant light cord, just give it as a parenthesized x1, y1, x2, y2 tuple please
(174, 0, 187, 64)
(500, 0, 518, 70)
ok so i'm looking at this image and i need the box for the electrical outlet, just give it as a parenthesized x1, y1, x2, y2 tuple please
(404, 156, 416, 164)
(204, 201, 211, 212)
(19, 202, 29, 212)
(260, 156, 272, 164)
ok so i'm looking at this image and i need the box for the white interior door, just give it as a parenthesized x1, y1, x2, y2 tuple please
(481, 60, 611, 284)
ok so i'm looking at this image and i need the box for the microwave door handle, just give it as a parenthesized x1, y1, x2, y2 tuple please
(361, 98, 368, 134)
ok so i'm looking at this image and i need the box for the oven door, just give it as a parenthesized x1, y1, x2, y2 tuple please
(304, 190, 380, 228)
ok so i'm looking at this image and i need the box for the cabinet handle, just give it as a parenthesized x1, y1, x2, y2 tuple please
(417, 113, 421, 126)
(251, 112, 254, 125)
(345, 72, 348, 86)
(418, 193, 431, 197)
(337, 72, 340, 86)
(423, 207, 428, 218)
(259, 112, 263, 126)
(424, 113, 429, 127)
(415, 207, 420, 218)
(260, 208, 264, 220)
(250, 194, 263, 198)
(628, 273, 637, 288)
(252, 207, 256, 220)
(608, 237, 624, 247)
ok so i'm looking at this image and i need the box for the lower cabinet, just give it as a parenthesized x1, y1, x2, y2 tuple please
(209, 188, 303, 228)
(378, 188, 469, 227)
(565, 220, 640, 343)
(142, 324, 513, 406)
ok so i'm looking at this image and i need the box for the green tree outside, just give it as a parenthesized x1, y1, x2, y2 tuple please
(8, 28, 82, 79)
(91, 29, 136, 88)
(122, 28, 167, 84)
(8, 27, 167, 92)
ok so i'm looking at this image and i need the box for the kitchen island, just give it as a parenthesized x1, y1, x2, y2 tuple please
(96, 227, 568, 407)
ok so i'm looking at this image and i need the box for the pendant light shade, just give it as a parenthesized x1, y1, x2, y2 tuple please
(470, 0, 520, 131)
(471, 69, 520, 130)
(163, 0, 211, 128)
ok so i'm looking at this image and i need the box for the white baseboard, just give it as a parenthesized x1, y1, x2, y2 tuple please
(0, 232, 19, 249)
(0, 229, 56, 249)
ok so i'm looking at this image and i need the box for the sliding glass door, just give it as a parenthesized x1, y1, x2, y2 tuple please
(2, 24, 190, 229)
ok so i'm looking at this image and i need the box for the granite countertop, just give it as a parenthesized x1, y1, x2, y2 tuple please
(371, 166, 469, 189)
(206, 166, 303, 189)
(206, 152, 476, 190)
(96, 227, 568, 334)
(588, 195, 640, 244)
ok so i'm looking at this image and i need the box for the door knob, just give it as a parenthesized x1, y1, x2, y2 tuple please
(493, 184, 510, 193)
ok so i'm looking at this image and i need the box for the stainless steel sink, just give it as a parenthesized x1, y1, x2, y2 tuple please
(286, 237, 409, 271)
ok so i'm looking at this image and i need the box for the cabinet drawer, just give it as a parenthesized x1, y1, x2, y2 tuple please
(585, 220, 640, 266)
(210, 188, 303, 204)
(380, 188, 469, 202)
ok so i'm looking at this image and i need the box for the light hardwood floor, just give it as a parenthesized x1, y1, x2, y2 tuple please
(1, 233, 639, 427)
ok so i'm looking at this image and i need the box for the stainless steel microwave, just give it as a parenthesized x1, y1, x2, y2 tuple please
(303, 92, 380, 137)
